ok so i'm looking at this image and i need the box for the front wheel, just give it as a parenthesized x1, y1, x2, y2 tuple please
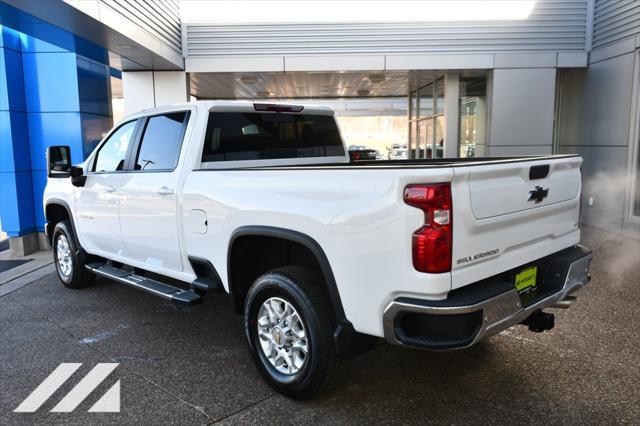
(244, 266, 343, 399)
(52, 220, 94, 289)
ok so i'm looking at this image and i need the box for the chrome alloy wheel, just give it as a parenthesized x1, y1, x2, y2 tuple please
(56, 234, 73, 277)
(257, 297, 308, 375)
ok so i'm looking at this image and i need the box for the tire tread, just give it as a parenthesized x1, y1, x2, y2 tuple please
(53, 220, 94, 289)
(245, 265, 343, 399)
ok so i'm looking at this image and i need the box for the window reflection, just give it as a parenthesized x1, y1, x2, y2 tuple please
(435, 116, 445, 158)
(458, 77, 487, 158)
(435, 79, 445, 114)
(419, 83, 433, 118)
(409, 77, 445, 159)
(136, 112, 189, 171)
(93, 120, 136, 172)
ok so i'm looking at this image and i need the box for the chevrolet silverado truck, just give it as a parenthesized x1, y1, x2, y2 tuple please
(43, 101, 592, 399)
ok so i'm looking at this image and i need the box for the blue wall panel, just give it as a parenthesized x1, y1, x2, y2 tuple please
(0, 47, 26, 112)
(22, 51, 80, 113)
(74, 36, 109, 66)
(1, 29, 35, 237)
(27, 112, 85, 171)
(77, 56, 111, 117)
(0, 111, 31, 173)
(18, 23, 75, 53)
(0, 171, 36, 236)
(0, 19, 112, 238)
(0, 25, 22, 52)
(31, 169, 47, 231)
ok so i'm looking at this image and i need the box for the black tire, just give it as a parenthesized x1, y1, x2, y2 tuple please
(244, 266, 343, 399)
(52, 220, 95, 289)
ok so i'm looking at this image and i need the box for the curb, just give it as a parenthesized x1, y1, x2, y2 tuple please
(0, 263, 55, 298)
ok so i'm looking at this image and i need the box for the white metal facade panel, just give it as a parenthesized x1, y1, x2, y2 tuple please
(102, 0, 182, 53)
(284, 55, 385, 71)
(493, 52, 557, 68)
(122, 71, 155, 114)
(386, 53, 494, 69)
(592, 0, 640, 49)
(153, 71, 189, 106)
(557, 51, 589, 67)
(489, 68, 557, 148)
(184, 1, 588, 58)
(557, 50, 637, 234)
(186, 56, 285, 73)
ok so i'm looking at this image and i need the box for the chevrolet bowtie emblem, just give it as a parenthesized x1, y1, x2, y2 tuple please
(528, 186, 549, 203)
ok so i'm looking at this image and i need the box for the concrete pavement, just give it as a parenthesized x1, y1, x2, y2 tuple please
(1, 226, 638, 425)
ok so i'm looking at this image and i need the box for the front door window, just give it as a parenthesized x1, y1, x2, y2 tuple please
(93, 120, 137, 172)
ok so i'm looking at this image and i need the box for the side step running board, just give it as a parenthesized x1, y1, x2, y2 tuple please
(86, 262, 202, 305)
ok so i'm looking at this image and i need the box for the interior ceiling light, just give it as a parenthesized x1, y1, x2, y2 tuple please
(240, 75, 258, 84)
(256, 91, 271, 97)
(368, 74, 386, 84)
(180, 1, 535, 23)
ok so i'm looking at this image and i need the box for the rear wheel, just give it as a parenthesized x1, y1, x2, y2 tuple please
(244, 266, 342, 399)
(52, 220, 94, 289)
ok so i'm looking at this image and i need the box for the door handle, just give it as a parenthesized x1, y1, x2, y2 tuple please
(158, 186, 174, 195)
(104, 185, 117, 193)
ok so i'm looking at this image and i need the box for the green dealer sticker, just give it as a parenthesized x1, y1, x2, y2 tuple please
(515, 266, 537, 295)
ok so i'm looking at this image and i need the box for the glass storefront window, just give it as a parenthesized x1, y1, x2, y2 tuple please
(458, 76, 487, 158)
(410, 92, 417, 120)
(408, 121, 417, 158)
(418, 120, 431, 158)
(408, 76, 446, 159)
(435, 116, 445, 158)
(419, 83, 433, 118)
(435, 78, 445, 114)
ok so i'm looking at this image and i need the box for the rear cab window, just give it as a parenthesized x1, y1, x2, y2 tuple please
(201, 112, 345, 163)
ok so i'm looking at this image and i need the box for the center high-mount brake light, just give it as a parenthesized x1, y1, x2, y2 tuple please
(404, 183, 452, 273)
(253, 103, 304, 113)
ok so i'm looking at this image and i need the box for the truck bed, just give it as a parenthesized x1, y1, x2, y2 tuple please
(198, 155, 580, 170)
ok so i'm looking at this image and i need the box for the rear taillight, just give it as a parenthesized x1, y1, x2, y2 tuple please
(404, 183, 452, 273)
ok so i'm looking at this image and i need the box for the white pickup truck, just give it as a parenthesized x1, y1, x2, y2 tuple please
(43, 101, 592, 398)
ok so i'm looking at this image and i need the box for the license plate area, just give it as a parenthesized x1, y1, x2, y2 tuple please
(515, 266, 537, 295)
(514, 265, 545, 307)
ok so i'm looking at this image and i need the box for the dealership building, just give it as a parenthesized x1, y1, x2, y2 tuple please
(1, 0, 639, 254)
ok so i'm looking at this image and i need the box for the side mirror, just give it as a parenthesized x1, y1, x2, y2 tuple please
(47, 146, 72, 178)
(70, 166, 86, 187)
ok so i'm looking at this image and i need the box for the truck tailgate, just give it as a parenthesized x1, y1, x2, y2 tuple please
(469, 160, 580, 219)
(451, 156, 582, 290)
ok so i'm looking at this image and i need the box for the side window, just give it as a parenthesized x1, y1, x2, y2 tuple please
(134, 112, 189, 171)
(93, 120, 137, 172)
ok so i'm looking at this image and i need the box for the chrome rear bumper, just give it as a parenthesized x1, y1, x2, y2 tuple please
(383, 245, 592, 350)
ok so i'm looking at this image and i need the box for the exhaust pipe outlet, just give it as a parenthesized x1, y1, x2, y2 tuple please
(552, 295, 577, 309)
(521, 310, 555, 333)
